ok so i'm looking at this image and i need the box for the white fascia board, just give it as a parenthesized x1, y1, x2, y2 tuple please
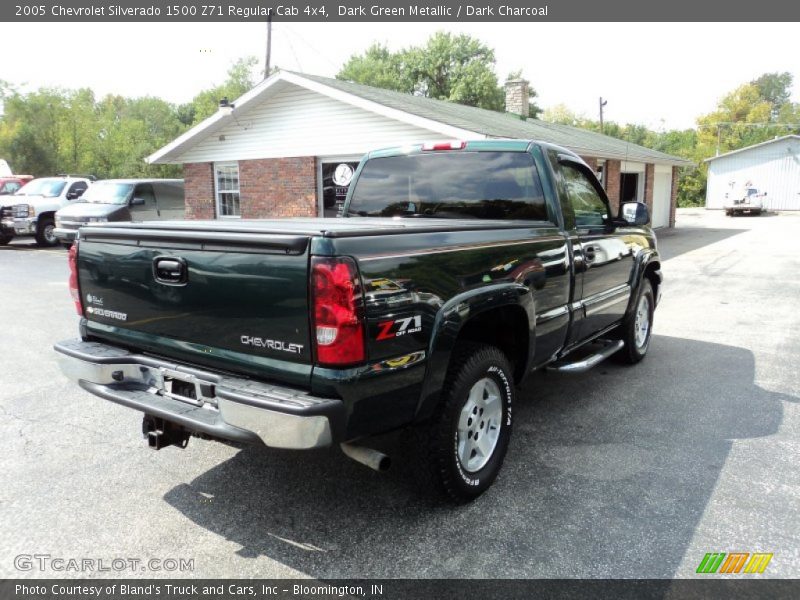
(146, 74, 289, 164)
(146, 110, 228, 164)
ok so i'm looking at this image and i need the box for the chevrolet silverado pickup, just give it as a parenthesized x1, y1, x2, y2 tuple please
(55, 140, 661, 502)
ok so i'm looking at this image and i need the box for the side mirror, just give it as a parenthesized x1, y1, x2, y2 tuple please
(130, 197, 145, 206)
(66, 191, 81, 200)
(620, 201, 650, 226)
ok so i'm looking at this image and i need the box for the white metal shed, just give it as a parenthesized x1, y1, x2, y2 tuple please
(705, 135, 800, 211)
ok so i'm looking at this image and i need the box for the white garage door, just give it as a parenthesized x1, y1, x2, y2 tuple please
(652, 170, 672, 228)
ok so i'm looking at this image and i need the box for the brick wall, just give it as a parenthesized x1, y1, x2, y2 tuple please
(644, 163, 655, 216)
(581, 156, 598, 170)
(670, 166, 679, 228)
(182, 157, 317, 220)
(604, 159, 621, 215)
(239, 157, 317, 218)
(183, 162, 215, 219)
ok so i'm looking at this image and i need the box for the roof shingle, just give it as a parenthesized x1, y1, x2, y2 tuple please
(293, 71, 692, 167)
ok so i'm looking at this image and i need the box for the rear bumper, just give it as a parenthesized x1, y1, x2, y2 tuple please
(54, 338, 344, 449)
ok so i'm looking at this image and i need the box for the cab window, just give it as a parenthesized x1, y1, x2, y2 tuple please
(133, 184, 156, 207)
(66, 181, 88, 200)
(561, 164, 608, 228)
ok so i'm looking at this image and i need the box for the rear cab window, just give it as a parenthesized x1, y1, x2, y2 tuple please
(348, 151, 551, 222)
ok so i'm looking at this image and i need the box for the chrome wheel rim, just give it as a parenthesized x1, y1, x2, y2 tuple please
(44, 224, 56, 244)
(634, 294, 651, 349)
(457, 377, 503, 473)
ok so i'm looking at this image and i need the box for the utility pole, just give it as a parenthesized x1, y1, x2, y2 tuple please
(599, 97, 608, 134)
(264, 15, 272, 79)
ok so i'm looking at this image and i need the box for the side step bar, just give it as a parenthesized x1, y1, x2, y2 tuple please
(546, 340, 624, 374)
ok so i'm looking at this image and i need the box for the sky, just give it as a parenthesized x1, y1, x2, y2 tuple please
(1, 22, 799, 131)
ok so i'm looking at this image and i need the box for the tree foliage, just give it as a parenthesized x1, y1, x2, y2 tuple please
(338, 32, 533, 112)
(0, 57, 260, 179)
(185, 56, 259, 125)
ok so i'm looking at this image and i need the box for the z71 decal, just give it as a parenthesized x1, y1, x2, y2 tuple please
(377, 315, 422, 340)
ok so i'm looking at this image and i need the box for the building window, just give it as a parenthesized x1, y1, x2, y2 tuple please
(214, 162, 241, 218)
(318, 157, 363, 218)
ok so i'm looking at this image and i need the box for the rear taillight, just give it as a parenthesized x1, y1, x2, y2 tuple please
(311, 256, 365, 366)
(68, 243, 83, 316)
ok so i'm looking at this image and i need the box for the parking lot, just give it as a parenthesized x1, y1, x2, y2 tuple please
(1, 208, 798, 579)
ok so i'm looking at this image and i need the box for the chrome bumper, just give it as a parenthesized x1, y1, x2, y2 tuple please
(53, 227, 77, 242)
(6, 217, 35, 235)
(54, 339, 342, 449)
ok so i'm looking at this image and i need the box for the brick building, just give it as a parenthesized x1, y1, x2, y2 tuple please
(148, 71, 691, 227)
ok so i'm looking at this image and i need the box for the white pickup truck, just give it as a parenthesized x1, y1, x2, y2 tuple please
(724, 185, 766, 216)
(0, 176, 92, 246)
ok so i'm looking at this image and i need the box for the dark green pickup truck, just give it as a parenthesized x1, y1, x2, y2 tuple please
(55, 139, 661, 502)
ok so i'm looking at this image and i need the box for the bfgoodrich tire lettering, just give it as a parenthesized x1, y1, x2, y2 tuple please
(425, 343, 514, 503)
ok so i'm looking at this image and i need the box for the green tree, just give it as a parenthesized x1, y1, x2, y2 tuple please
(338, 32, 520, 111)
(0, 56, 262, 179)
(190, 56, 259, 124)
(336, 44, 412, 93)
(0, 87, 66, 175)
(751, 72, 793, 119)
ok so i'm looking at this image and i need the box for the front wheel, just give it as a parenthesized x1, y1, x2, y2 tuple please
(615, 280, 655, 364)
(35, 217, 58, 247)
(0, 233, 12, 246)
(423, 343, 514, 503)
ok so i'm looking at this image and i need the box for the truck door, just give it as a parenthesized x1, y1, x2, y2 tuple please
(129, 183, 158, 221)
(153, 182, 185, 220)
(559, 159, 634, 341)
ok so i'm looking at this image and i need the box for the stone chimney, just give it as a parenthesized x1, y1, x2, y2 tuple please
(505, 79, 530, 117)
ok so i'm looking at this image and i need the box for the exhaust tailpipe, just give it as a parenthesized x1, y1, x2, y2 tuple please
(340, 443, 391, 472)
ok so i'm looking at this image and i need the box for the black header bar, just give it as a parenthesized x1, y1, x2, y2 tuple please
(3, 579, 800, 600)
(4, 0, 800, 22)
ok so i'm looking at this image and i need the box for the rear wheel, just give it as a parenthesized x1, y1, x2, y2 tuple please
(615, 279, 654, 364)
(421, 343, 514, 503)
(35, 217, 58, 247)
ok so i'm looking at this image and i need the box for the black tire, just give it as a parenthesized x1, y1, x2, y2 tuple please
(35, 217, 58, 247)
(0, 233, 12, 246)
(615, 279, 655, 364)
(421, 343, 514, 503)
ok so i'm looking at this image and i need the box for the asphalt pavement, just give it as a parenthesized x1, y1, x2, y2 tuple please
(1, 209, 798, 579)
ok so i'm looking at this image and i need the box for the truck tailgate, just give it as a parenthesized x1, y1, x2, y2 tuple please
(76, 227, 313, 386)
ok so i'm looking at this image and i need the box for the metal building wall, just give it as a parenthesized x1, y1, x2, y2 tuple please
(706, 137, 800, 210)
